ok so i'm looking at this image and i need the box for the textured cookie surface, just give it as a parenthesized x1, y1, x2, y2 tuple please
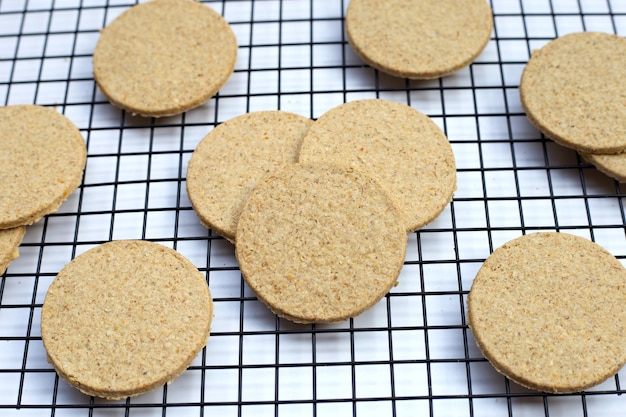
(346, 0, 493, 79)
(41, 240, 213, 400)
(93, 0, 237, 117)
(235, 163, 407, 324)
(186, 111, 313, 242)
(520, 32, 626, 154)
(467, 232, 626, 393)
(0, 105, 86, 229)
(299, 99, 456, 232)
(581, 152, 626, 183)
(0, 227, 26, 275)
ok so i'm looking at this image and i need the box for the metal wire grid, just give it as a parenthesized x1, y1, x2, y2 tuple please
(1, 0, 626, 416)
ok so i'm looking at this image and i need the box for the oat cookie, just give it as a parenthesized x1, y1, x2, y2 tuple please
(0, 105, 86, 230)
(298, 99, 456, 232)
(467, 232, 626, 393)
(520, 32, 626, 154)
(41, 240, 213, 400)
(580, 152, 626, 183)
(0, 227, 26, 275)
(186, 111, 313, 243)
(235, 163, 407, 324)
(93, 0, 238, 118)
(345, 0, 493, 79)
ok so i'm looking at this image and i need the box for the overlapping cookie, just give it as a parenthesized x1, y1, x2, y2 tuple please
(299, 99, 456, 232)
(186, 111, 313, 242)
(235, 163, 407, 323)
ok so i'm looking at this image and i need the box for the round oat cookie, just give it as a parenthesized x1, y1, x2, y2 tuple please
(0, 105, 86, 230)
(467, 232, 626, 393)
(520, 32, 626, 154)
(235, 163, 407, 324)
(93, 0, 237, 118)
(298, 99, 456, 232)
(580, 152, 626, 183)
(0, 227, 26, 275)
(41, 240, 213, 400)
(345, 0, 493, 79)
(186, 111, 313, 243)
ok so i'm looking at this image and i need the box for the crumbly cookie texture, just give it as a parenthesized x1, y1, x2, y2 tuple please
(298, 99, 456, 232)
(346, 0, 493, 79)
(41, 240, 213, 400)
(0, 227, 26, 275)
(186, 111, 313, 243)
(93, 0, 237, 117)
(520, 32, 626, 154)
(467, 232, 626, 393)
(0, 105, 86, 230)
(235, 163, 407, 324)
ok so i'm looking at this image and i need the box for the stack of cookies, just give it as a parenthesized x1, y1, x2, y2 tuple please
(0, 105, 87, 274)
(520, 32, 626, 182)
(187, 99, 457, 323)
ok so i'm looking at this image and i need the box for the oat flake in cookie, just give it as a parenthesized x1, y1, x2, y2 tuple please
(235, 163, 407, 324)
(520, 32, 626, 154)
(93, 0, 237, 118)
(0, 105, 86, 230)
(41, 240, 213, 400)
(467, 232, 626, 393)
(345, 0, 493, 79)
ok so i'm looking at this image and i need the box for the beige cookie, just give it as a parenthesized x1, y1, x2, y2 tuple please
(0, 227, 26, 275)
(93, 0, 238, 118)
(298, 99, 456, 232)
(186, 111, 313, 243)
(580, 152, 626, 183)
(345, 0, 493, 79)
(0, 105, 86, 230)
(41, 240, 213, 400)
(235, 163, 407, 324)
(520, 32, 626, 154)
(467, 232, 626, 393)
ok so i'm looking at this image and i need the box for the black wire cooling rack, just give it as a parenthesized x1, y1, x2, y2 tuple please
(2, 0, 626, 416)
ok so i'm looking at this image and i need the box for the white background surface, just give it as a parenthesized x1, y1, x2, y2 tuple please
(1, 0, 626, 416)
